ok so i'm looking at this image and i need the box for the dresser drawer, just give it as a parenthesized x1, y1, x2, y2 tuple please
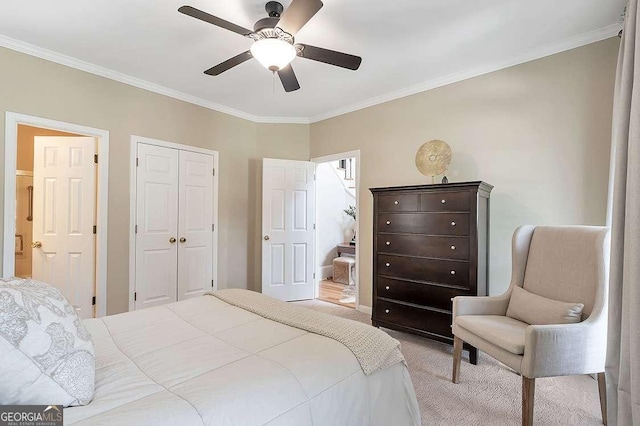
(377, 213, 469, 236)
(420, 191, 470, 212)
(375, 299, 453, 338)
(377, 254, 470, 287)
(376, 234, 470, 260)
(376, 277, 471, 311)
(377, 193, 419, 212)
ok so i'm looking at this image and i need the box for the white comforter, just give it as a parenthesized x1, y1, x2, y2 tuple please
(65, 295, 421, 425)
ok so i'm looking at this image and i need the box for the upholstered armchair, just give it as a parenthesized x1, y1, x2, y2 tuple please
(451, 225, 610, 426)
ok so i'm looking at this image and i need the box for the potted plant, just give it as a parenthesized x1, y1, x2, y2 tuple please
(343, 205, 356, 245)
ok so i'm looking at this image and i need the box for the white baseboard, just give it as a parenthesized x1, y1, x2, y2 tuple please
(357, 305, 372, 316)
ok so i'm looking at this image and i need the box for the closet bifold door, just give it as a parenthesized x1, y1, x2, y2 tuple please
(135, 143, 179, 309)
(177, 150, 214, 300)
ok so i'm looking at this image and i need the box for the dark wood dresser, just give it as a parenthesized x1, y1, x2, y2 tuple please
(370, 181, 492, 363)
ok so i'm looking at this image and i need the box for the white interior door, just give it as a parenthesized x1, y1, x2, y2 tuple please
(262, 158, 316, 301)
(33, 136, 97, 319)
(177, 150, 214, 300)
(135, 143, 179, 309)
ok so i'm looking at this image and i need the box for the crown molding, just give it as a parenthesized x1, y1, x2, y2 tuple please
(0, 22, 621, 125)
(308, 23, 622, 123)
(0, 34, 309, 124)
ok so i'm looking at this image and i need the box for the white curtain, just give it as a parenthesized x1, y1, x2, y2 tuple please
(605, 0, 640, 424)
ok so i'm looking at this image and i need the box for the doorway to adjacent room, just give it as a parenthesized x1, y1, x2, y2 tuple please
(3, 112, 109, 318)
(313, 151, 359, 309)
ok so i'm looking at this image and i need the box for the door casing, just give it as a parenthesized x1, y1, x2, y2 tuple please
(3, 112, 109, 317)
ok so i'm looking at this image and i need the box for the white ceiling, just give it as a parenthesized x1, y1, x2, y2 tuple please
(0, 0, 625, 123)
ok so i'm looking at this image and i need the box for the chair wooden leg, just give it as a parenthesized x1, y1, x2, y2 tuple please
(598, 372, 607, 425)
(452, 336, 463, 383)
(522, 376, 535, 426)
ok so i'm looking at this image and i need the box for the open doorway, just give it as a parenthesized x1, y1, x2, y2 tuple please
(4, 113, 109, 318)
(313, 151, 359, 309)
(15, 125, 87, 277)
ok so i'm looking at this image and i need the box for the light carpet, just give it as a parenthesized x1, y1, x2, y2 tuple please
(294, 299, 603, 426)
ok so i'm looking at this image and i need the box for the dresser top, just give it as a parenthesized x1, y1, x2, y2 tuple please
(370, 181, 493, 194)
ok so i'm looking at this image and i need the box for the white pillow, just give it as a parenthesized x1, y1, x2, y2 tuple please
(0, 278, 95, 406)
(506, 285, 584, 325)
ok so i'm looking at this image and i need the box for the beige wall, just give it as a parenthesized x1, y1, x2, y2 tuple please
(0, 46, 309, 314)
(310, 38, 619, 307)
(0, 37, 618, 313)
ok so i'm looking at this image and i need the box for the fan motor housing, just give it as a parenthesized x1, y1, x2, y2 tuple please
(253, 17, 280, 32)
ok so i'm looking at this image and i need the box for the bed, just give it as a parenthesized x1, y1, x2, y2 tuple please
(65, 289, 421, 425)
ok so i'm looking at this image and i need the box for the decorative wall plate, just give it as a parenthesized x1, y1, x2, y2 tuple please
(415, 140, 452, 180)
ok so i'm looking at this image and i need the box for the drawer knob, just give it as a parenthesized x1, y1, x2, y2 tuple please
(451, 245, 456, 250)
(385, 309, 390, 314)
(451, 221, 456, 226)
(441, 199, 446, 204)
(385, 263, 390, 267)
(394, 200, 399, 205)
(386, 220, 391, 225)
(385, 286, 390, 290)
(386, 241, 391, 246)
(450, 270, 456, 275)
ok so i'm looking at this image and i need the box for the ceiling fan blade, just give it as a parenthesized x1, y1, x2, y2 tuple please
(296, 44, 361, 70)
(179, 5, 253, 36)
(204, 51, 253, 76)
(276, 0, 323, 36)
(278, 64, 301, 92)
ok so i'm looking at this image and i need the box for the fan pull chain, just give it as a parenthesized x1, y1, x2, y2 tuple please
(272, 71, 276, 94)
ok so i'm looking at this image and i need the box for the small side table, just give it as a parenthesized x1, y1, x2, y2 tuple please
(336, 242, 355, 257)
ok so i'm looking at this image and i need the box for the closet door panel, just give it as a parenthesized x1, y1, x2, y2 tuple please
(135, 144, 179, 309)
(178, 150, 214, 300)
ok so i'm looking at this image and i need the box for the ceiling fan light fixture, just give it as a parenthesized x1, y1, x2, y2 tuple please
(250, 38, 296, 72)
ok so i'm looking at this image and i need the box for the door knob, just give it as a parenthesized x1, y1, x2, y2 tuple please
(31, 241, 42, 248)
(169, 237, 176, 243)
(264, 235, 270, 241)
(179, 237, 186, 243)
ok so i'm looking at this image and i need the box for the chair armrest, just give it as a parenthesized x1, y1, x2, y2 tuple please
(452, 294, 510, 318)
(521, 318, 606, 378)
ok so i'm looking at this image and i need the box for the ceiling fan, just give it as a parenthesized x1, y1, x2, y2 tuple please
(178, 0, 362, 92)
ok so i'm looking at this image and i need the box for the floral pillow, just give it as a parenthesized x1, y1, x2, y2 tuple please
(0, 277, 95, 406)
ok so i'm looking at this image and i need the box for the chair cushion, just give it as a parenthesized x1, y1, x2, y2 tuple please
(522, 226, 606, 316)
(455, 315, 527, 355)
(506, 286, 584, 325)
(0, 278, 95, 406)
(333, 256, 356, 265)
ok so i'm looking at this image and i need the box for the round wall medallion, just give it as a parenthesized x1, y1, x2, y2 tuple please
(415, 140, 452, 178)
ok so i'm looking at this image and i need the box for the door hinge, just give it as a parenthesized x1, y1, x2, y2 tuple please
(212, 168, 215, 176)
(135, 225, 138, 234)
(94, 154, 98, 164)
(313, 223, 316, 230)
(313, 174, 316, 181)
(313, 273, 316, 279)
(92, 296, 96, 306)
(211, 279, 214, 288)
(136, 157, 139, 167)
(134, 292, 137, 301)
(93, 225, 97, 234)
(212, 224, 215, 232)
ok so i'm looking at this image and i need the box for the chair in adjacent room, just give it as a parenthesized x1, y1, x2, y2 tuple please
(333, 256, 355, 285)
(451, 225, 610, 426)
